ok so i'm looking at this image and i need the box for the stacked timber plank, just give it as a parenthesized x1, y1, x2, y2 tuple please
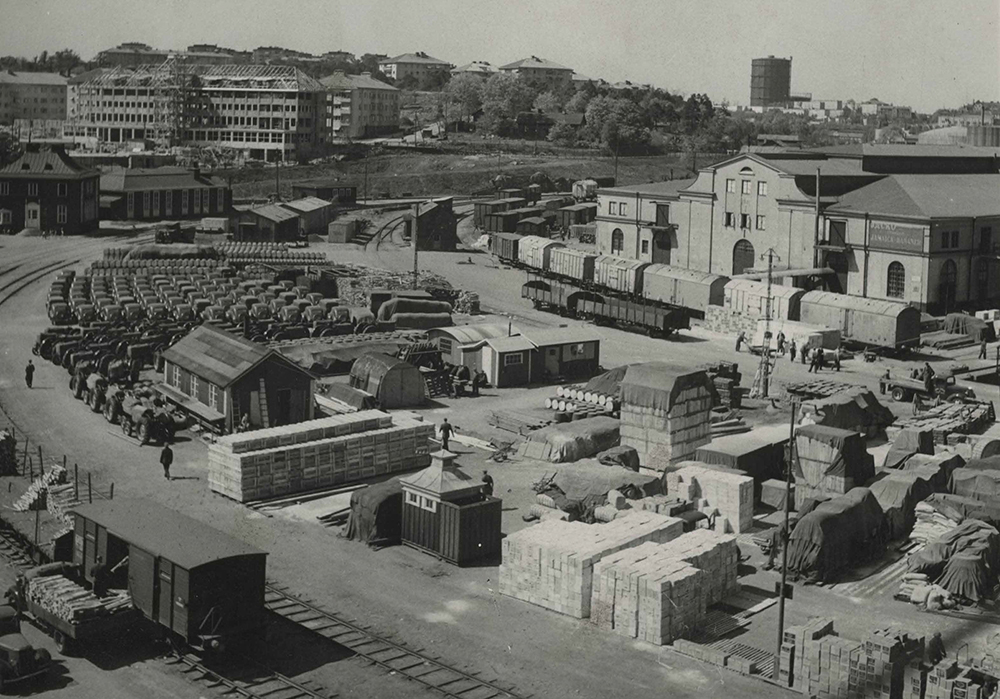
(499, 512, 684, 618)
(783, 379, 855, 400)
(701, 362, 742, 409)
(208, 411, 434, 502)
(27, 575, 132, 622)
(666, 464, 754, 533)
(488, 410, 552, 435)
(13, 465, 68, 512)
(886, 402, 996, 445)
(47, 483, 83, 526)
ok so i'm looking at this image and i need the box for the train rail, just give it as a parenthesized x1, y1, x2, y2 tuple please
(0, 259, 79, 308)
(167, 651, 336, 699)
(265, 582, 529, 699)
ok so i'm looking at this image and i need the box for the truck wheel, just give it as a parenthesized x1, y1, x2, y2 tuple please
(121, 420, 131, 437)
(891, 387, 907, 402)
(53, 630, 70, 655)
(138, 421, 150, 446)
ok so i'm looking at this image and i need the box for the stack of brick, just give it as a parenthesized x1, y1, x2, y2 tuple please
(907, 660, 959, 699)
(848, 628, 925, 699)
(619, 363, 714, 471)
(704, 305, 759, 340)
(207, 410, 434, 502)
(701, 362, 743, 409)
(590, 530, 739, 645)
(498, 512, 684, 618)
(666, 464, 754, 533)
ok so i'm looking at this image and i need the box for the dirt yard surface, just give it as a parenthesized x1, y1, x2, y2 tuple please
(1, 233, 997, 699)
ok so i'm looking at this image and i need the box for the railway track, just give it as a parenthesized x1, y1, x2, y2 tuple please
(265, 582, 529, 699)
(167, 651, 336, 699)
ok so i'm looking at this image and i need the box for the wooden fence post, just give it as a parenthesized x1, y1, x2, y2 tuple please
(62, 455, 67, 471)
(74, 464, 79, 501)
(109, 483, 114, 500)
(88, 473, 92, 504)
(37, 446, 43, 478)
(22, 441, 28, 476)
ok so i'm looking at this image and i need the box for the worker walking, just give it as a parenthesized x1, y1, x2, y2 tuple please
(788, 339, 797, 363)
(923, 362, 936, 395)
(439, 418, 455, 452)
(24, 360, 34, 389)
(981, 339, 989, 360)
(808, 347, 823, 373)
(927, 631, 947, 665)
(481, 470, 494, 498)
(801, 344, 809, 365)
(735, 331, 746, 353)
(160, 443, 173, 480)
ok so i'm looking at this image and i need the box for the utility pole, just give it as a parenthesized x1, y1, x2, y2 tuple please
(411, 203, 419, 289)
(773, 399, 797, 680)
(751, 248, 779, 399)
(814, 167, 821, 268)
(363, 150, 369, 205)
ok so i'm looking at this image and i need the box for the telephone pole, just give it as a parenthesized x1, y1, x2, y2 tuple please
(751, 248, 779, 399)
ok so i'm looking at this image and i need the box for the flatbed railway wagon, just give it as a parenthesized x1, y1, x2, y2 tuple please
(71, 499, 267, 651)
(522, 275, 689, 338)
(799, 290, 920, 353)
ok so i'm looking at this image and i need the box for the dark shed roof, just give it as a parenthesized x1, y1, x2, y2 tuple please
(0, 143, 98, 180)
(71, 499, 266, 569)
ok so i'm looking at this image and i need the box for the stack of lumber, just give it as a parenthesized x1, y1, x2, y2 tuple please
(620, 375, 713, 470)
(910, 502, 961, 544)
(207, 411, 434, 503)
(13, 465, 68, 512)
(887, 402, 996, 445)
(488, 410, 552, 435)
(783, 379, 854, 400)
(498, 512, 684, 618)
(47, 483, 83, 526)
(666, 464, 754, 533)
(701, 362, 742, 409)
(709, 412, 749, 437)
(27, 575, 132, 622)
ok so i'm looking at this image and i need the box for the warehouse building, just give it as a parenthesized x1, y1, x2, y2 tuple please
(99, 166, 230, 221)
(0, 143, 100, 235)
(159, 324, 316, 432)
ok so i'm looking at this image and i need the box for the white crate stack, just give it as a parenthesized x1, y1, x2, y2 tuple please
(499, 512, 684, 618)
(666, 464, 754, 533)
(620, 385, 713, 470)
(208, 410, 434, 502)
(591, 529, 739, 645)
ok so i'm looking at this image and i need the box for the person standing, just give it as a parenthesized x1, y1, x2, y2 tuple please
(923, 362, 936, 396)
(735, 331, 746, 353)
(24, 360, 34, 389)
(90, 556, 109, 598)
(833, 346, 841, 372)
(439, 418, 455, 451)
(776, 331, 786, 355)
(788, 339, 797, 363)
(927, 631, 946, 665)
(160, 443, 173, 480)
(981, 339, 989, 360)
(801, 343, 809, 365)
(481, 470, 494, 498)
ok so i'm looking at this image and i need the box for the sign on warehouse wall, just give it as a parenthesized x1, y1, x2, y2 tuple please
(869, 221, 925, 253)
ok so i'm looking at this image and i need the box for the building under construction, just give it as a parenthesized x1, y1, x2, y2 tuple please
(70, 61, 326, 161)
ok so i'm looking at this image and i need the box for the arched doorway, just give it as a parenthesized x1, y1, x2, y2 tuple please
(732, 239, 755, 275)
(611, 229, 624, 255)
(939, 259, 957, 313)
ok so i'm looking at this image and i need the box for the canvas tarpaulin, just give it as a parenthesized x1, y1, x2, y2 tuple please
(344, 478, 403, 547)
(883, 429, 935, 470)
(696, 429, 785, 487)
(620, 362, 712, 414)
(785, 488, 885, 582)
(900, 452, 966, 491)
(962, 456, 1000, 472)
(597, 445, 640, 471)
(519, 417, 620, 463)
(943, 313, 996, 343)
(950, 468, 1000, 502)
(908, 519, 1000, 581)
(584, 364, 631, 397)
(377, 298, 453, 322)
(794, 424, 874, 485)
(938, 554, 990, 601)
(923, 493, 1000, 527)
(552, 461, 660, 502)
(869, 472, 935, 540)
(802, 388, 895, 438)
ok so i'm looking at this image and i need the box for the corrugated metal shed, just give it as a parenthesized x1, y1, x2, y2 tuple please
(71, 499, 265, 569)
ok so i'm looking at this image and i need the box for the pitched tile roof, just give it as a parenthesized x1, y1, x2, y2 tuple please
(499, 56, 572, 72)
(99, 166, 224, 192)
(0, 70, 67, 86)
(161, 324, 273, 387)
(319, 71, 398, 91)
(827, 174, 1000, 219)
(0, 144, 98, 180)
(380, 52, 451, 66)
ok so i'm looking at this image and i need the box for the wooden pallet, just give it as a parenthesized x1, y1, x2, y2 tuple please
(710, 640, 776, 677)
(488, 410, 551, 435)
(782, 379, 854, 399)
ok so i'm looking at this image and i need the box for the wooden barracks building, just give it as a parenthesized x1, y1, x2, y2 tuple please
(595, 145, 1000, 314)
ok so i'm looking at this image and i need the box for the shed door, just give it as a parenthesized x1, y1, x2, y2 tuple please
(545, 346, 560, 377)
(24, 203, 40, 229)
(83, 519, 99, 579)
(482, 348, 494, 386)
(275, 389, 291, 426)
(158, 560, 174, 629)
(129, 547, 157, 619)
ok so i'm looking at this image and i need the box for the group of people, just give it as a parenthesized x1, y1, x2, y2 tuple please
(451, 369, 488, 398)
(734, 332, 841, 373)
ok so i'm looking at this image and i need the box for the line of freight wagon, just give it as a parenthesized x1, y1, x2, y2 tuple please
(492, 234, 921, 352)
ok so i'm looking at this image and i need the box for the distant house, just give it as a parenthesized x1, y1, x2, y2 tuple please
(100, 166, 231, 221)
(450, 61, 498, 79)
(234, 204, 299, 242)
(280, 197, 334, 237)
(319, 71, 400, 140)
(499, 56, 573, 91)
(378, 52, 453, 83)
(0, 143, 100, 235)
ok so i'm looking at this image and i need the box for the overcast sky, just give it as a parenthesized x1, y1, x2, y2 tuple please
(2, 0, 997, 112)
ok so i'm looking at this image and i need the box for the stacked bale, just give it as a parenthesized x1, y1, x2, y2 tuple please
(666, 463, 754, 533)
(619, 363, 714, 471)
(498, 512, 684, 618)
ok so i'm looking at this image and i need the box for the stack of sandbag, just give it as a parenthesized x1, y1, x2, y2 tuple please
(907, 519, 1000, 601)
(911, 499, 964, 544)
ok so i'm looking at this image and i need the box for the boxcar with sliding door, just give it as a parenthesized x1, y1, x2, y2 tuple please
(71, 499, 267, 651)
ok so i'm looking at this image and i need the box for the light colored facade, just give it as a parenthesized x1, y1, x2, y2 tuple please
(450, 61, 498, 79)
(498, 56, 573, 90)
(0, 71, 68, 124)
(319, 72, 399, 139)
(71, 63, 324, 161)
(378, 52, 452, 83)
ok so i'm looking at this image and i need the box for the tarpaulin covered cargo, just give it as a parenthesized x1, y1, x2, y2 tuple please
(583, 364, 631, 397)
(869, 472, 936, 540)
(518, 416, 621, 463)
(938, 553, 990, 601)
(943, 313, 996, 343)
(794, 424, 875, 488)
(517, 235, 565, 271)
(799, 291, 920, 350)
(695, 428, 785, 489)
(899, 452, 966, 491)
(962, 456, 1000, 472)
(950, 468, 1000, 501)
(923, 493, 1000, 528)
(390, 312, 453, 330)
(800, 388, 895, 438)
(548, 247, 596, 283)
(597, 445, 640, 471)
(724, 279, 804, 321)
(908, 519, 1000, 577)
(785, 488, 886, 582)
(642, 265, 727, 316)
(377, 297, 453, 322)
(594, 256, 649, 296)
(883, 429, 934, 470)
(620, 362, 712, 414)
(349, 353, 426, 408)
(552, 461, 660, 502)
(344, 478, 403, 547)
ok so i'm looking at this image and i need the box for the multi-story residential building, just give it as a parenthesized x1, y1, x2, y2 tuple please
(378, 52, 453, 83)
(71, 63, 325, 161)
(0, 70, 68, 124)
(319, 71, 399, 139)
(498, 56, 573, 91)
(450, 61, 498, 79)
(0, 143, 100, 234)
(96, 42, 243, 67)
(859, 99, 913, 121)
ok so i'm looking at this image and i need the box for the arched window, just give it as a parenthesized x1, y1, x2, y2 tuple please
(732, 239, 755, 275)
(611, 228, 624, 255)
(886, 261, 905, 298)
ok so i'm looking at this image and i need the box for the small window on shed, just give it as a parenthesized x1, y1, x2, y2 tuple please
(504, 353, 524, 366)
(887, 261, 905, 298)
(438, 338, 453, 354)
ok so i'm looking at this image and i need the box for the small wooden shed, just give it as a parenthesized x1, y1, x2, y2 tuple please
(400, 450, 502, 566)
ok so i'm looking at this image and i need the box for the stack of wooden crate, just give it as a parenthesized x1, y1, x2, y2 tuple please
(781, 617, 837, 690)
(848, 628, 925, 699)
(498, 512, 684, 618)
(590, 529, 740, 645)
(666, 464, 754, 533)
(794, 426, 873, 508)
(912, 660, 959, 699)
(208, 410, 434, 502)
(620, 373, 713, 471)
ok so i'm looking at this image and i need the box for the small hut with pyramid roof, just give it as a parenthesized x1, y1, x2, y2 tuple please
(399, 449, 502, 565)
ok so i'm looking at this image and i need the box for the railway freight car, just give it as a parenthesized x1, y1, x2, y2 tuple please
(482, 206, 544, 234)
(799, 291, 920, 352)
(516, 217, 549, 236)
(473, 199, 513, 228)
(522, 275, 689, 338)
(518, 236, 565, 270)
(548, 247, 597, 284)
(643, 265, 729, 319)
(71, 499, 267, 651)
(492, 233, 523, 265)
(594, 256, 649, 296)
(555, 203, 597, 229)
(724, 279, 804, 321)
